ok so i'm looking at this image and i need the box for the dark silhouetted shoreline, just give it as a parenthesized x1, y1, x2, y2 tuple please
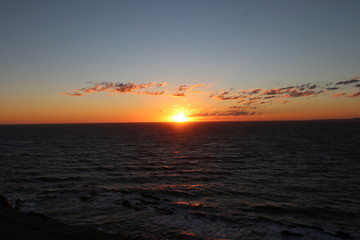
(0, 204, 130, 240)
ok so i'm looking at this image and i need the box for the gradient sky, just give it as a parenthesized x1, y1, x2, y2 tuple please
(1, 0, 359, 124)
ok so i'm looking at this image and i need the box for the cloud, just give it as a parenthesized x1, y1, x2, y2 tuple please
(205, 79, 356, 116)
(250, 88, 262, 94)
(81, 82, 115, 93)
(189, 83, 206, 90)
(296, 83, 317, 90)
(137, 91, 166, 96)
(332, 93, 346, 97)
(210, 89, 238, 100)
(262, 87, 296, 95)
(285, 90, 317, 98)
(111, 82, 159, 93)
(262, 88, 285, 95)
(64, 91, 84, 96)
(207, 77, 359, 114)
(229, 105, 256, 110)
(249, 96, 263, 100)
(64, 76, 359, 119)
(209, 88, 267, 101)
(335, 77, 359, 85)
(214, 95, 245, 100)
(326, 87, 339, 91)
(66, 81, 167, 96)
(349, 91, 360, 98)
(263, 96, 276, 99)
(277, 100, 289, 104)
(261, 86, 318, 97)
(65, 81, 208, 100)
(259, 101, 272, 104)
(172, 92, 186, 97)
(245, 99, 259, 105)
(190, 109, 257, 117)
(176, 83, 206, 91)
(177, 85, 188, 91)
(308, 84, 317, 89)
(209, 83, 326, 113)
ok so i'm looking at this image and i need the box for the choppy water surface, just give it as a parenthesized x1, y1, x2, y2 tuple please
(0, 121, 359, 239)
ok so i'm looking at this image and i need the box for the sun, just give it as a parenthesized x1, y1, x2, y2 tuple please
(172, 112, 189, 122)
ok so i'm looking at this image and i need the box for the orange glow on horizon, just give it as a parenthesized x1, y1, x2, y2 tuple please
(1, 91, 359, 124)
(171, 112, 189, 122)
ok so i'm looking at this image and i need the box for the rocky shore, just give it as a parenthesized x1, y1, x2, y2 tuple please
(0, 195, 136, 240)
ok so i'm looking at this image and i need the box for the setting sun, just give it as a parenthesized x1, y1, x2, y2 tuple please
(172, 112, 189, 122)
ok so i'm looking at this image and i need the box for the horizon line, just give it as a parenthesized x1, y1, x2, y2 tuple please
(1, 118, 359, 126)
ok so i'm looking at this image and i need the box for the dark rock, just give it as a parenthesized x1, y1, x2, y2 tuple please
(0, 206, 127, 239)
(281, 230, 303, 237)
(90, 191, 99, 196)
(80, 196, 91, 201)
(177, 232, 198, 240)
(141, 193, 160, 201)
(192, 211, 207, 217)
(156, 207, 174, 215)
(138, 199, 159, 205)
(14, 199, 24, 210)
(309, 225, 323, 231)
(0, 195, 12, 208)
(133, 202, 143, 210)
(15, 199, 23, 207)
(298, 223, 323, 232)
(336, 231, 350, 239)
(122, 200, 132, 208)
(29, 211, 51, 219)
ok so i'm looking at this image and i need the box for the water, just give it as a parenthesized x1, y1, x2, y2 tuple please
(0, 121, 359, 239)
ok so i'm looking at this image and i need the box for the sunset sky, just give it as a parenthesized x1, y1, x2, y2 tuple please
(1, 0, 359, 124)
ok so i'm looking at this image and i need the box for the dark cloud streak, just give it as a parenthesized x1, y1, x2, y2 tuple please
(190, 110, 257, 117)
(66, 81, 167, 96)
(326, 87, 339, 91)
(349, 91, 360, 98)
(172, 92, 186, 97)
(64, 91, 84, 96)
(336, 77, 359, 85)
